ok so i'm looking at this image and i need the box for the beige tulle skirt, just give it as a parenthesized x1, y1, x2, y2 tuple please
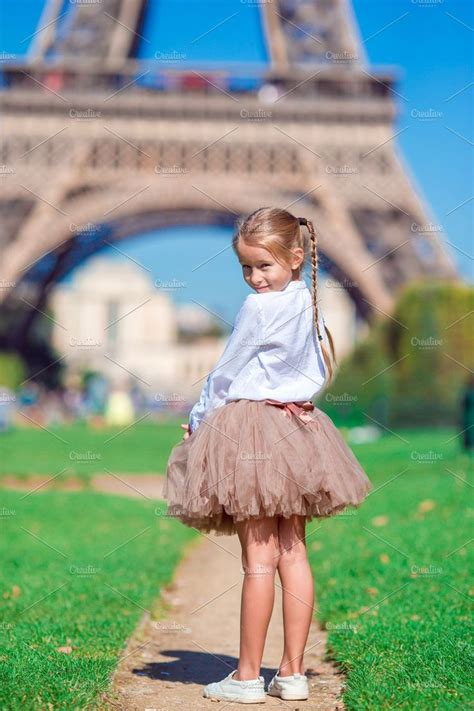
(162, 398, 373, 536)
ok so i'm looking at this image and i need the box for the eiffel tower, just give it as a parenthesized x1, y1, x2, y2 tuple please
(0, 0, 458, 350)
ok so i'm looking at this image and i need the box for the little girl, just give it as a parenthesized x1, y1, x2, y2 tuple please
(162, 207, 372, 704)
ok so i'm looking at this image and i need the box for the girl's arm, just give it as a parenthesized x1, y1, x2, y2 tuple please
(188, 295, 264, 433)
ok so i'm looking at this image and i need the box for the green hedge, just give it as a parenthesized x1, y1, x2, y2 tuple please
(321, 280, 473, 428)
(388, 280, 473, 426)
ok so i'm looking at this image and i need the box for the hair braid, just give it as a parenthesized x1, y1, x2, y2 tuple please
(301, 217, 337, 382)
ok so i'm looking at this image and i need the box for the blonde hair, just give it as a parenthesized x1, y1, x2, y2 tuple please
(232, 207, 337, 382)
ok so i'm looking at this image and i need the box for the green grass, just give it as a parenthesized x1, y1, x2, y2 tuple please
(0, 420, 184, 478)
(0, 490, 197, 710)
(1, 425, 472, 708)
(307, 428, 473, 710)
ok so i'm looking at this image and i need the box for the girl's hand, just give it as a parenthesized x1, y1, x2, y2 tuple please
(181, 423, 191, 440)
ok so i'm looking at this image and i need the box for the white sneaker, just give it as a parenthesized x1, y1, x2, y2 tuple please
(267, 671, 309, 700)
(202, 669, 266, 704)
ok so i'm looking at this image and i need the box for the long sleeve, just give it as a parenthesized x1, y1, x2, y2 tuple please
(188, 295, 264, 433)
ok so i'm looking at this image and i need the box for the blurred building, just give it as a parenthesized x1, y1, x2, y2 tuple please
(50, 258, 225, 399)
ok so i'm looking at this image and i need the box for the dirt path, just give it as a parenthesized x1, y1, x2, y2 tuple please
(1, 473, 164, 499)
(103, 533, 345, 710)
(3, 475, 346, 708)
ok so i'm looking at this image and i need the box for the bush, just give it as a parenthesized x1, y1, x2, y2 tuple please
(388, 280, 473, 426)
(322, 280, 473, 428)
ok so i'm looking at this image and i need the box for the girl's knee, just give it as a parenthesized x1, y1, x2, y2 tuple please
(238, 516, 280, 575)
(240, 545, 280, 576)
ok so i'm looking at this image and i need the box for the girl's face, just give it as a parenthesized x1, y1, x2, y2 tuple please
(237, 240, 304, 293)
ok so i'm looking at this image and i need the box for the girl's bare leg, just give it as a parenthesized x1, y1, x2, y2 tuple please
(276, 514, 314, 676)
(234, 516, 280, 680)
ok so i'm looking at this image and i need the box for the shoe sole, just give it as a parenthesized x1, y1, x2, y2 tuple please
(267, 689, 309, 700)
(202, 690, 266, 703)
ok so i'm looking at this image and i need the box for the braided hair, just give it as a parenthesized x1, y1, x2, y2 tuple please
(297, 216, 337, 381)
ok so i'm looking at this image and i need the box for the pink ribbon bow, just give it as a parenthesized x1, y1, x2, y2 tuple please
(264, 398, 315, 424)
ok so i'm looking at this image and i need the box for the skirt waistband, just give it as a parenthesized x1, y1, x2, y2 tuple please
(263, 398, 315, 424)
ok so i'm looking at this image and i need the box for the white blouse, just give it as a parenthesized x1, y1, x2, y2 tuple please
(188, 278, 329, 434)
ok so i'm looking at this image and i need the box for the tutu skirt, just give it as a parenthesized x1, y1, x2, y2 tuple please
(162, 398, 373, 536)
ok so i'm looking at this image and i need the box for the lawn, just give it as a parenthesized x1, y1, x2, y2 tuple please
(0, 490, 197, 710)
(1, 424, 472, 709)
(0, 419, 183, 478)
(307, 428, 473, 709)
